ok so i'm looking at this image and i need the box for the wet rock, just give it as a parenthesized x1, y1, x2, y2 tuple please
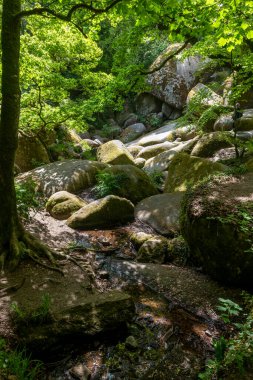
(67, 195, 134, 229)
(97, 140, 136, 165)
(16, 160, 107, 197)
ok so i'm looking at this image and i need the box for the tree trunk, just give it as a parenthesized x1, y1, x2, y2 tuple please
(0, 0, 23, 268)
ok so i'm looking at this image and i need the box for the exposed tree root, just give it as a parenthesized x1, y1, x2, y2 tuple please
(0, 278, 25, 297)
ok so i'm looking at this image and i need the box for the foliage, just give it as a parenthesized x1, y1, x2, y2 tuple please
(0, 338, 42, 380)
(144, 169, 164, 189)
(15, 180, 43, 219)
(217, 298, 243, 324)
(11, 293, 52, 325)
(199, 295, 253, 379)
(99, 123, 121, 139)
(94, 170, 128, 198)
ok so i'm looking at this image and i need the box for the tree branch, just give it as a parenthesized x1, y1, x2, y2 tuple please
(15, 0, 123, 21)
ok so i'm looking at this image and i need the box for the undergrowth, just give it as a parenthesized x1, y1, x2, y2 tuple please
(0, 338, 42, 380)
(94, 171, 128, 198)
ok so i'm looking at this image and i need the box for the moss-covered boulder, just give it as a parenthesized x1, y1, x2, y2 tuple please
(67, 195, 134, 229)
(236, 109, 253, 131)
(15, 134, 50, 172)
(134, 157, 146, 168)
(98, 165, 158, 204)
(181, 173, 253, 286)
(17, 160, 107, 197)
(136, 237, 168, 264)
(121, 123, 147, 143)
(164, 153, 227, 193)
(137, 141, 176, 160)
(130, 231, 158, 249)
(245, 157, 253, 171)
(144, 138, 198, 173)
(190, 132, 232, 157)
(97, 140, 135, 165)
(46, 191, 87, 220)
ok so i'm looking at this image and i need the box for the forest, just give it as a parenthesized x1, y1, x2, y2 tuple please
(0, 0, 253, 379)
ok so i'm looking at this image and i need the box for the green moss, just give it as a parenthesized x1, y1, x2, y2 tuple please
(164, 153, 227, 193)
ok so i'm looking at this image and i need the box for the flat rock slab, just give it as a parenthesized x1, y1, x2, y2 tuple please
(17, 160, 107, 197)
(0, 260, 134, 354)
(135, 193, 184, 236)
(105, 260, 242, 322)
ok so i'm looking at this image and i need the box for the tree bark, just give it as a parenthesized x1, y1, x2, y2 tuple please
(0, 0, 23, 268)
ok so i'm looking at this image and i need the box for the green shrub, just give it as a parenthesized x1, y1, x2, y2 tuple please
(94, 171, 128, 198)
(15, 180, 43, 219)
(0, 338, 42, 380)
(144, 169, 164, 188)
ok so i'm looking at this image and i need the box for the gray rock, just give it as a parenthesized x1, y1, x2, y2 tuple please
(135, 193, 184, 236)
(148, 44, 201, 110)
(135, 93, 163, 116)
(127, 121, 177, 147)
(186, 83, 223, 109)
(16, 160, 107, 197)
(123, 114, 139, 128)
(121, 123, 147, 143)
(134, 157, 146, 168)
(190, 132, 232, 157)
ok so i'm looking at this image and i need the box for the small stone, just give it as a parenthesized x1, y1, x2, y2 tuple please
(99, 271, 110, 279)
(69, 363, 91, 380)
(125, 335, 139, 349)
(205, 330, 212, 337)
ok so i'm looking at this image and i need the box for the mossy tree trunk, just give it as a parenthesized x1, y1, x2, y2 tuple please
(0, 0, 24, 268)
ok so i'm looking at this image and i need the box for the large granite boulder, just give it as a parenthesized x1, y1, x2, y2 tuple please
(127, 122, 177, 147)
(121, 123, 147, 143)
(136, 237, 168, 264)
(15, 134, 50, 172)
(17, 160, 106, 197)
(137, 141, 176, 160)
(186, 83, 223, 111)
(46, 191, 87, 220)
(147, 44, 201, 110)
(97, 140, 135, 165)
(135, 193, 184, 236)
(135, 93, 163, 116)
(67, 195, 134, 229)
(97, 165, 158, 204)
(5, 260, 134, 355)
(181, 173, 253, 286)
(144, 138, 198, 172)
(236, 109, 253, 131)
(164, 153, 227, 193)
(190, 132, 232, 157)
